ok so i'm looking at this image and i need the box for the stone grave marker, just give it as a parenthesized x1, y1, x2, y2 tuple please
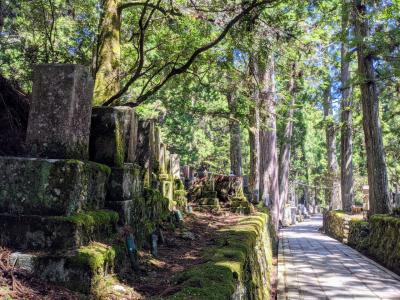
(26, 64, 93, 159)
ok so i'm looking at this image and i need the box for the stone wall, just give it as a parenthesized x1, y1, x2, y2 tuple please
(323, 210, 349, 243)
(323, 211, 400, 275)
(167, 211, 275, 300)
(367, 215, 400, 274)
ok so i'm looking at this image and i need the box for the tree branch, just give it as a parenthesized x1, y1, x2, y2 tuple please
(105, 0, 269, 107)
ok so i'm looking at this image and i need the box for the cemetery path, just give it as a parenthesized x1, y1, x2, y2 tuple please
(277, 215, 400, 300)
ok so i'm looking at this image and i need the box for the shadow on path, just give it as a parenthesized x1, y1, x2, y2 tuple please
(277, 215, 400, 300)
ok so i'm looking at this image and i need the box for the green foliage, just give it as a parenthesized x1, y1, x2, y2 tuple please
(2, 0, 400, 201)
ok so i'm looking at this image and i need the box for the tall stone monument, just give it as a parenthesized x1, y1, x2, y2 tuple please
(26, 64, 93, 159)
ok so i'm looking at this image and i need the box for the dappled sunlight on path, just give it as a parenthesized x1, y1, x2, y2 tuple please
(278, 215, 400, 299)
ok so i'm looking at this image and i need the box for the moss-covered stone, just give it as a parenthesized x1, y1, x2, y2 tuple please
(130, 188, 172, 246)
(10, 242, 117, 294)
(230, 196, 254, 215)
(0, 210, 118, 251)
(0, 157, 109, 216)
(71, 242, 116, 274)
(323, 211, 400, 275)
(323, 210, 363, 243)
(348, 219, 370, 252)
(368, 214, 400, 274)
(168, 212, 275, 299)
(174, 189, 188, 209)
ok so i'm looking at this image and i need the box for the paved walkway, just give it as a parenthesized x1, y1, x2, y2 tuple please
(277, 215, 400, 299)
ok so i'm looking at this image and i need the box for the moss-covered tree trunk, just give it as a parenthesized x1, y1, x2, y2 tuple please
(258, 53, 280, 229)
(354, 0, 390, 215)
(249, 55, 261, 204)
(323, 86, 342, 210)
(340, 0, 354, 213)
(228, 92, 242, 176)
(93, 0, 121, 106)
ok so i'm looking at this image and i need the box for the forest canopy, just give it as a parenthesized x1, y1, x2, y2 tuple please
(1, 0, 400, 212)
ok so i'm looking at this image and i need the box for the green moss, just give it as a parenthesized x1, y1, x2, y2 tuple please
(174, 178, 185, 190)
(174, 189, 187, 209)
(54, 209, 119, 229)
(91, 162, 112, 176)
(130, 188, 172, 246)
(114, 119, 125, 167)
(71, 242, 116, 274)
(168, 212, 274, 299)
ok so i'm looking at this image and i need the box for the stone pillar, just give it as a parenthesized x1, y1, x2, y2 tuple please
(170, 154, 181, 179)
(26, 64, 93, 159)
(159, 144, 167, 174)
(89, 106, 138, 167)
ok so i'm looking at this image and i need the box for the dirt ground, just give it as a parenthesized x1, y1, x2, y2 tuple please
(127, 209, 244, 298)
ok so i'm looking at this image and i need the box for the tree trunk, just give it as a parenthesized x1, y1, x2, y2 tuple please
(248, 55, 261, 204)
(258, 53, 280, 229)
(354, 0, 390, 214)
(93, 0, 121, 105)
(323, 86, 342, 210)
(0, 0, 4, 34)
(228, 91, 242, 176)
(300, 141, 310, 208)
(278, 62, 297, 217)
(340, 0, 354, 212)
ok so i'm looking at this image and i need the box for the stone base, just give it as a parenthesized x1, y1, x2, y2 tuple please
(10, 242, 115, 294)
(0, 210, 118, 251)
(0, 157, 110, 215)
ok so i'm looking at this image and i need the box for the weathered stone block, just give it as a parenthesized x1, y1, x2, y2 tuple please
(0, 210, 118, 250)
(0, 157, 110, 215)
(105, 200, 133, 225)
(89, 106, 138, 167)
(26, 64, 93, 159)
(106, 163, 143, 201)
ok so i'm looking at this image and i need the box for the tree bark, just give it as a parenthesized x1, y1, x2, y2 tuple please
(248, 54, 261, 203)
(353, 0, 390, 214)
(278, 62, 297, 217)
(228, 91, 242, 176)
(93, 0, 121, 105)
(340, 0, 354, 212)
(258, 53, 280, 229)
(0, 0, 4, 34)
(323, 86, 342, 210)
